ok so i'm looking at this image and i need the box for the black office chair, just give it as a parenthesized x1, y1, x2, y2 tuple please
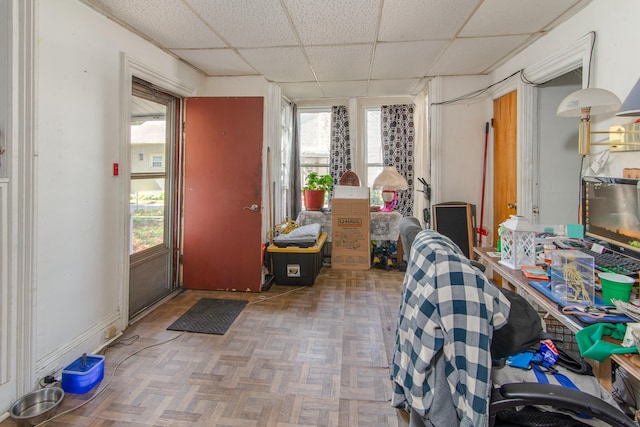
(393, 229, 636, 427)
(490, 382, 635, 426)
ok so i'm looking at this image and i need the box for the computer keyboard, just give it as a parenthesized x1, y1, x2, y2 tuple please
(576, 247, 640, 276)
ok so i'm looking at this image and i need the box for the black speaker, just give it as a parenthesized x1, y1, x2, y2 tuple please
(432, 202, 476, 259)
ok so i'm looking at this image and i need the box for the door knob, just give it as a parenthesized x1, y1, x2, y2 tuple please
(244, 204, 259, 212)
(507, 203, 517, 209)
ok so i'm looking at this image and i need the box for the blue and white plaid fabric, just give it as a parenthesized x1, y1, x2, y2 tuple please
(391, 230, 511, 427)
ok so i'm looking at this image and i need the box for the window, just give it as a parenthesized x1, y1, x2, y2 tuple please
(130, 79, 176, 255)
(151, 155, 163, 168)
(298, 108, 331, 184)
(365, 108, 383, 205)
(280, 100, 293, 217)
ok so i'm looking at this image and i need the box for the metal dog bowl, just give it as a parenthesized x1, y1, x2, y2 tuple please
(10, 387, 64, 426)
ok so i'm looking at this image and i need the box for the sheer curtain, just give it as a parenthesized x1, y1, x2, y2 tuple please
(381, 104, 415, 216)
(329, 105, 351, 199)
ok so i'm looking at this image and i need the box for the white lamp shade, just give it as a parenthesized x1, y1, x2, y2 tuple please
(557, 88, 621, 117)
(617, 78, 640, 117)
(372, 166, 408, 190)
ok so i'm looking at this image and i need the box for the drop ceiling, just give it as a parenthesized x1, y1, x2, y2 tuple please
(82, 0, 591, 100)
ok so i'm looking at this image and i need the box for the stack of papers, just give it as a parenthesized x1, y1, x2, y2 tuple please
(521, 265, 550, 280)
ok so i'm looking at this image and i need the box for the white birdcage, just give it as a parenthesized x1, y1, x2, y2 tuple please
(499, 215, 536, 269)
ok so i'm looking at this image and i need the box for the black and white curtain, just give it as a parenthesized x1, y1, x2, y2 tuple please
(329, 105, 351, 199)
(292, 104, 302, 219)
(381, 104, 415, 216)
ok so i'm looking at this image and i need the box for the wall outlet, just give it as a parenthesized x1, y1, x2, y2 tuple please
(105, 325, 117, 339)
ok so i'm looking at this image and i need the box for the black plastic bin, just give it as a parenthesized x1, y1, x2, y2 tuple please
(267, 233, 327, 286)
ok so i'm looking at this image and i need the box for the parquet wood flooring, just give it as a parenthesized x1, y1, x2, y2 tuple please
(3, 268, 410, 427)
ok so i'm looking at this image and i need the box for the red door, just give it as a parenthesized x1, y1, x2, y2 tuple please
(182, 97, 263, 291)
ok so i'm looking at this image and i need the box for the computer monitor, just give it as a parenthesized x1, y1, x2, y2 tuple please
(581, 176, 640, 259)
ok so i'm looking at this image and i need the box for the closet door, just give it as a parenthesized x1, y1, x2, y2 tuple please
(493, 91, 518, 246)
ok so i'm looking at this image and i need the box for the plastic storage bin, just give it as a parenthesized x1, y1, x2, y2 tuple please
(61, 354, 105, 394)
(267, 232, 327, 285)
(550, 250, 595, 305)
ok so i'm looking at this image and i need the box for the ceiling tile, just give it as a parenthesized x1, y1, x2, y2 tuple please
(428, 35, 529, 76)
(170, 49, 257, 76)
(280, 82, 325, 100)
(82, 0, 593, 98)
(85, 0, 226, 48)
(185, 0, 299, 48)
(240, 47, 316, 82)
(320, 81, 369, 98)
(369, 79, 423, 97)
(283, 0, 379, 45)
(372, 41, 448, 79)
(378, 0, 481, 41)
(460, 0, 581, 37)
(306, 45, 372, 82)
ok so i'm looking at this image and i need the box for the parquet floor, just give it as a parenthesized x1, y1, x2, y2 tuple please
(4, 267, 410, 427)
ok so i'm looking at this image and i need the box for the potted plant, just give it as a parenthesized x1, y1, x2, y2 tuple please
(302, 172, 333, 211)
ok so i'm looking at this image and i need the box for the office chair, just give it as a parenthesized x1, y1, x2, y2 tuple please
(392, 229, 635, 427)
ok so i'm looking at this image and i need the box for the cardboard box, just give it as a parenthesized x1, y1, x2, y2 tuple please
(333, 185, 370, 199)
(331, 197, 370, 270)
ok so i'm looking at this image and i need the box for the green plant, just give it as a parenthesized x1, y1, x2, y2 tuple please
(302, 172, 333, 192)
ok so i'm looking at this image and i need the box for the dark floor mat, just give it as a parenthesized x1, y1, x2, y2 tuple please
(167, 298, 247, 335)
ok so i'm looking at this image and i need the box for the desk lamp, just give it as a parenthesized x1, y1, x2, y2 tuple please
(372, 167, 408, 212)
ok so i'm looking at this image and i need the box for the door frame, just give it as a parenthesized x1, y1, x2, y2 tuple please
(119, 54, 195, 325)
(485, 33, 593, 230)
(2, 0, 37, 408)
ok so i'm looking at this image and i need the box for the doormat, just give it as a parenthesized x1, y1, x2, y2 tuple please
(167, 298, 248, 335)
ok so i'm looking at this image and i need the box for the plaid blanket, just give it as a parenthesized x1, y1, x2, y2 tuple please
(391, 230, 510, 427)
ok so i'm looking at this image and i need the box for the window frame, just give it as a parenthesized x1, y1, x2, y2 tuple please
(297, 106, 332, 183)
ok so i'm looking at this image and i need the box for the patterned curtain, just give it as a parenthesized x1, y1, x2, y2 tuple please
(381, 104, 415, 216)
(329, 105, 351, 199)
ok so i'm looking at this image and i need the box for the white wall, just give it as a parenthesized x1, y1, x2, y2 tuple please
(34, 0, 204, 379)
(433, 0, 640, 238)
(429, 75, 492, 236)
(489, 0, 640, 177)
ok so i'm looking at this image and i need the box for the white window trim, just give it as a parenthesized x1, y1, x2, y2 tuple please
(150, 154, 164, 168)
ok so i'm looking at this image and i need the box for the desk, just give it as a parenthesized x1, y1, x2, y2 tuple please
(474, 246, 640, 391)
